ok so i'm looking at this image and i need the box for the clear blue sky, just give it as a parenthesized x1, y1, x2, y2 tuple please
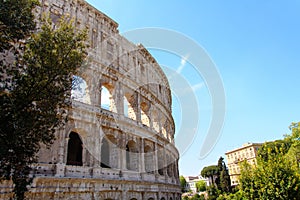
(86, 0, 300, 176)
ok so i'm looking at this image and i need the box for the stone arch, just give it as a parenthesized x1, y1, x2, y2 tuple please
(101, 137, 110, 168)
(173, 162, 177, 178)
(161, 116, 167, 138)
(157, 146, 164, 176)
(124, 92, 137, 120)
(160, 198, 166, 200)
(140, 101, 150, 127)
(101, 135, 119, 169)
(71, 75, 91, 104)
(144, 145, 154, 173)
(167, 154, 173, 177)
(152, 109, 160, 133)
(66, 132, 83, 166)
(126, 140, 139, 171)
(101, 83, 116, 112)
(97, 191, 121, 200)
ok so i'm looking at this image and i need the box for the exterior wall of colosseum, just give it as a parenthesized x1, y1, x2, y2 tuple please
(0, 0, 181, 199)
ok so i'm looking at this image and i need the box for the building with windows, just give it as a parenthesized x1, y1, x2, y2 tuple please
(0, 0, 181, 199)
(225, 143, 262, 186)
(184, 175, 209, 193)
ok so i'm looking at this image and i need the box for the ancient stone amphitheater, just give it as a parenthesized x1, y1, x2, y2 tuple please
(1, 0, 181, 199)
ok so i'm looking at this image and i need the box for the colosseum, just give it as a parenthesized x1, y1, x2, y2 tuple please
(0, 0, 181, 199)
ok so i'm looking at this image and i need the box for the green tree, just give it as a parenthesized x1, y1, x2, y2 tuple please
(285, 122, 300, 172)
(180, 175, 187, 193)
(201, 165, 219, 186)
(0, 1, 87, 199)
(254, 153, 299, 199)
(258, 139, 291, 161)
(207, 185, 220, 200)
(238, 122, 300, 200)
(196, 180, 206, 192)
(238, 161, 258, 200)
(0, 0, 38, 51)
(217, 156, 231, 193)
(191, 193, 201, 200)
(182, 196, 189, 200)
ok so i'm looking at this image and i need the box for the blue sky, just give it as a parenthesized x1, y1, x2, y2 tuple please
(86, 0, 300, 175)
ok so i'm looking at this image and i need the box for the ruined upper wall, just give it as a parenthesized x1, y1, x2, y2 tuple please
(36, 0, 172, 113)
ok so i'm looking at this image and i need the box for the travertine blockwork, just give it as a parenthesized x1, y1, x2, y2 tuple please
(1, 0, 181, 199)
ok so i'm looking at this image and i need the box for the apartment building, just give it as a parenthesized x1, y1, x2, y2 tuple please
(184, 175, 209, 192)
(225, 143, 262, 186)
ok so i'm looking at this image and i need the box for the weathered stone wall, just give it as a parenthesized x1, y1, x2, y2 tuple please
(0, 0, 181, 199)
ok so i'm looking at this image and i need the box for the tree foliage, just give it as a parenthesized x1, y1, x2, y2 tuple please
(0, 1, 87, 199)
(217, 157, 231, 193)
(201, 157, 231, 194)
(0, 0, 38, 51)
(238, 122, 300, 200)
(201, 165, 219, 186)
(180, 175, 187, 192)
(196, 180, 206, 192)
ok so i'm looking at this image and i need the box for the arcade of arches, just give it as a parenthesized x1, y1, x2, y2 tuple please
(0, 0, 181, 199)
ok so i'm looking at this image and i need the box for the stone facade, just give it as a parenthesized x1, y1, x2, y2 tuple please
(0, 0, 181, 199)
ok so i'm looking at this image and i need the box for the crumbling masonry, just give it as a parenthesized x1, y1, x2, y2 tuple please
(0, 0, 181, 199)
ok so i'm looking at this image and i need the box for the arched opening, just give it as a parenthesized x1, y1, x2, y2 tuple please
(126, 140, 139, 171)
(161, 118, 167, 138)
(101, 137, 110, 168)
(101, 135, 119, 169)
(160, 198, 166, 200)
(66, 132, 83, 166)
(71, 75, 90, 104)
(152, 110, 160, 133)
(144, 145, 154, 173)
(158, 147, 164, 176)
(173, 163, 177, 178)
(167, 154, 173, 177)
(124, 92, 137, 120)
(124, 96, 129, 117)
(148, 198, 154, 200)
(141, 102, 150, 127)
(101, 84, 116, 112)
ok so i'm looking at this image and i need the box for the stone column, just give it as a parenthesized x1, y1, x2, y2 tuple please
(149, 107, 154, 130)
(136, 92, 141, 122)
(98, 81, 102, 106)
(115, 82, 124, 115)
(63, 135, 70, 164)
(163, 147, 167, 179)
(154, 142, 159, 176)
(140, 138, 145, 173)
(57, 129, 66, 164)
(158, 111, 162, 136)
(82, 146, 87, 166)
(121, 133, 127, 171)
